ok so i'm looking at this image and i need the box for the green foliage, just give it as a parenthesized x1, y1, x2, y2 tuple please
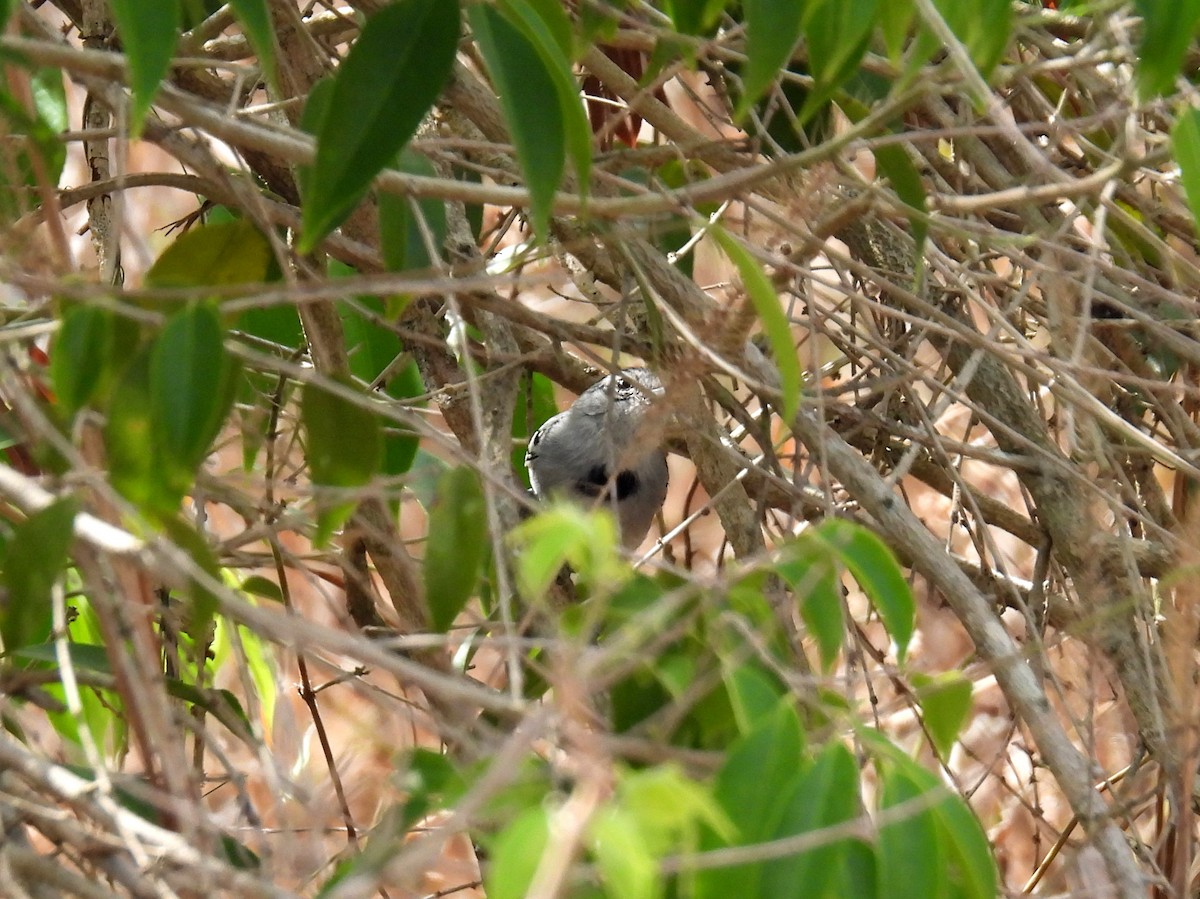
(0, 497, 76, 656)
(108, 0, 181, 133)
(469, 0, 592, 241)
(0, 66, 67, 220)
(912, 671, 974, 761)
(144, 218, 273, 292)
(802, 0, 880, 123)
(104, 303, 239, 515)
(424, 466, 488, 632)
(781, 518, 916, 665)
(711, 225, 801, 423)
(378, 149, 448, 273)
(51, 305, 118, 416)
(300, 377, 383, 544)
(735, 0, 805, 121)
(1135, 0, 1200, 99)
(228, 0, 277, 89)
(511, 502, 627, 600)
(299, 0, 460, 252)
(1172, 107, 1200, 237)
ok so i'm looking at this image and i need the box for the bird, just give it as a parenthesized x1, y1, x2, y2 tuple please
(525, 367, 669, 548)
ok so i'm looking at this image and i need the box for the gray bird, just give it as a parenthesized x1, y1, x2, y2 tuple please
(525, 367, 669, 548)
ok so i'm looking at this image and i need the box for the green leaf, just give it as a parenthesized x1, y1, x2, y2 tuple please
(299, 0, 460, 252)
(1173, 107, 1200, 238)
(51, 305, 114, 416)
(933, 781, 998, 899)
(1136, 0, 1200, 100)
(470, 3, 565, 242)
(145, 219, 273, 292)
(512, 371, 558, 489)
(240, 575, 282, 602)
(14, 641, 111, 672)
(735, 0, 805, 120)
(865, 731, 997, 899)
(0, 68, 68, 220)
(873, 143, 928, 254)
(397, 749, 465, 828)
(158, 515, 223, 642)
(379, 150, 448, 272)
(109, 0, 181, 133)
(806, 0, 878, 88)
(931, 0, 1010, 83)
(877, 760, 943, 899)
(487, 806, 551, 899)
(697, 703, 805, 898)
(723, 663, 787, 732)
(229, 0, 277, 89)
(497, 0, 591, 192)
(761, 742, 868, 897)
(300, 378, 382, 542)
(336, 290, 424, 479)
(589, 807, 660, 899)
(778, 551, 844, 671)
(711, 225, 801, 423)
(511, 503, 625, 599)
(662, 0, 725, 35)
(106, 346, 183, 512)
(424, 467, 488, 632)
(878, 0, 914, 65)
(810, 519, 914, 662)
(1, 497, 76, 655)
(912, 671, 973, 761)
(618, 764, 733, 851)
(0, 1, 10, 34)
(164, 678, 252, 738)
(301, 379, 382, 488)
(150, 303, 235, 482)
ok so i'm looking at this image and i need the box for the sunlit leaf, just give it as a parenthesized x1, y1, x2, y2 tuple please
(511, 503, 624, 599)
(590, 807, 660, 899)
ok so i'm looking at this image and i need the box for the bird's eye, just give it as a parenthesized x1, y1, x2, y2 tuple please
(615, 376, 632, 391)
